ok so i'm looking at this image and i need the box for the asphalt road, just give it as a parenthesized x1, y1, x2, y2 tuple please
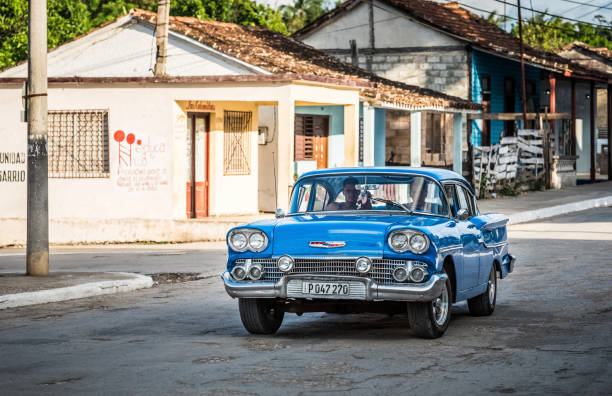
(1, 208, 611, 395)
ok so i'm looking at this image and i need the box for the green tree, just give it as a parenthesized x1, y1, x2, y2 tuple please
(0, 0, 288, 71)
(508, 12, 612, 51)
(280, 0, 329, 34)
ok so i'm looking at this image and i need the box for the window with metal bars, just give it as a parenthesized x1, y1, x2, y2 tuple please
(47, 110, 109, 178)
(223, 110, 252, 175)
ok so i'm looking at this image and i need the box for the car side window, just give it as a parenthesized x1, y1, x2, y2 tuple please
(312, 183, 330, 211)
(456, 185, 474, 217)
(444, 184, 457, 216)
(297, 183, 313, 212)
(455, 186, 472, 216)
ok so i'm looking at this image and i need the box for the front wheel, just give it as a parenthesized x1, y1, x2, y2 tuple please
(467, 264, 497, 316)
(407, 274, 452, 339)
(238, 298, 284, 335)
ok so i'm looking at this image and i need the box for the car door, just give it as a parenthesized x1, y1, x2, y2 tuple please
(453, 184, 481, 291)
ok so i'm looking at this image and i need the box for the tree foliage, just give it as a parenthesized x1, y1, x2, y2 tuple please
(0, 0, 287, 70)
(487, 11, 612, 52)
(280, 0, 330, 34)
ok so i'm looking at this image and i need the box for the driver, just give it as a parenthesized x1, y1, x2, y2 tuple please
(325, 177, 370, 210)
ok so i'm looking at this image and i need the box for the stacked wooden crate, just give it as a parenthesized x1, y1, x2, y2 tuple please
(473, 129, 544, 195)
(517, 129, 544, 182)
(473, 137, 519, 194)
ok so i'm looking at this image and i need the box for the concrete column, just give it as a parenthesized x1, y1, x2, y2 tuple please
(363, 102, 375, 166)
(453, 112, 465, 175)
(410, 111, 422, 167)
(343, 104, 358, 166)
(276, 95, 294, 211)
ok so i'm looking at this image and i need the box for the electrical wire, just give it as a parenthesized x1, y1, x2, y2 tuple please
(557, 0, 612, 10)
(488, 0, 611, 28)
(575, 1, 612, 19)
(458, 2, 608, 33)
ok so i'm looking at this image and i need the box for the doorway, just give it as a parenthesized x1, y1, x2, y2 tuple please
(187, 113, 210, 218)
(294, 114, 329, 169)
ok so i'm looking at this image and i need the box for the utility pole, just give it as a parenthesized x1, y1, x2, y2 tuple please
(154, 0, 170, 77)
(26, 0, 49, 276)
(517, 0, 528, 130)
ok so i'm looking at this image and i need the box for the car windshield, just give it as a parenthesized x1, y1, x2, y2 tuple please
(289, 173, 449, 217)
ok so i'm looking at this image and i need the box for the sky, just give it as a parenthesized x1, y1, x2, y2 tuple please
(259, 0, 612, 28)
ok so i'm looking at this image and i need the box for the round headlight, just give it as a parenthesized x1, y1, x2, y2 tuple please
(355, 257, 371, 274)
(249, 232, 266, 251)
(409, 234, 428, 253)
(229, 232, 248, 251)
(231, 265, 247, 280)
(409, 266, 426, 282)
(393, 266, 408, 282)
(248, 264, 264, 280)
(277, 255, 294, 273)
(390, 232, 409, 252)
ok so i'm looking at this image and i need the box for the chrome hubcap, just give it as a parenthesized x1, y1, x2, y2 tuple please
(488, 272, 496, 303)
(432, 283, 449, 326)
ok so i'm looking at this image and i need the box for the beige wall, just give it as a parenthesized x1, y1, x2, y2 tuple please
(0, 81, 360, 244)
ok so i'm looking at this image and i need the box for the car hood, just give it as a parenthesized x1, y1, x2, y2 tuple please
(272, 214, 406, 257)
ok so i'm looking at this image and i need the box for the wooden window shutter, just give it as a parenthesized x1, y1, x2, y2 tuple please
(295, 115, 314, 161)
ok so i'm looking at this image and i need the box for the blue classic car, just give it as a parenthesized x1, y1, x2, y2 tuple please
(222, 167, 515, 338)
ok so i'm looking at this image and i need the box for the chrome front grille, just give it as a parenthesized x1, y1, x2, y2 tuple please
(234, 258, 412, 285)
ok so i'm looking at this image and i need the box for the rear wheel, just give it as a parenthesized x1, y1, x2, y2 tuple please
(467, 265, 497, 316)
(407, 273, 452, 339)
(238, 298, 284, 335)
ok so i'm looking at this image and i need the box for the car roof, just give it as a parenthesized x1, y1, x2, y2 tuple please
(297, 167, 475, 194)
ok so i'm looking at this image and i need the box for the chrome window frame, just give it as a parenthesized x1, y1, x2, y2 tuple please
(289, 172, 453, 219)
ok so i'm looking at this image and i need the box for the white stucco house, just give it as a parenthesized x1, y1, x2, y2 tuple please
(0, 9, 477, 245)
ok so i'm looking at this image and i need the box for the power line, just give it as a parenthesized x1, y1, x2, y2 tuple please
(457, 2, 578, 33)
(558, 0, 612, 11)
(489, 0, 611, 28)
(576, 1, 612, 19)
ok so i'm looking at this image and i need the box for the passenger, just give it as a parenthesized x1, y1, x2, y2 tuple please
(325, 177, 369, 210)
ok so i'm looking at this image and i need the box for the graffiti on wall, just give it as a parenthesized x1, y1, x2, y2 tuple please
(0, 152, 26, 182)
(114, 130, 169, 192)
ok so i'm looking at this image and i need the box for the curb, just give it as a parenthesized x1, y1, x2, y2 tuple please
(508, 195, 612, 225)
(0, 272, 154, 310)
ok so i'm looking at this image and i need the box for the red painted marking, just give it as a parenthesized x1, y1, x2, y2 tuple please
(126, 133, 135, 145)
(113, 130, 125, 142)
(137, 139, 142, 145)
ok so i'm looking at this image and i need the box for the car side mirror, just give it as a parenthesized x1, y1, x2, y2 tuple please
(456, 208, 470, 221)
(275, 208, 285, 218)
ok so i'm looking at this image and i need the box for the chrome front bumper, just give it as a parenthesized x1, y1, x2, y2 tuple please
(221, 272, 448, 302)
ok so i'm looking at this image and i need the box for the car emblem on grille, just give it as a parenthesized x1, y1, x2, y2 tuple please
(309, 241, 346, 248)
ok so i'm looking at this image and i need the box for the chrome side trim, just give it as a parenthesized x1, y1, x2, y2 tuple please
(438, 244, 462, 254)
(221, 272, 448, 302)
(483, 241, 508, 249)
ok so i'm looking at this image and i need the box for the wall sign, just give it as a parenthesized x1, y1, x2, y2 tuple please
(0, 152, 26, 182)
(113, 130, 169, 192)
(186, 101, 215, 112)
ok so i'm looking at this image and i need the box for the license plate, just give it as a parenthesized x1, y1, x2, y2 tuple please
(301, 281, 350, 296)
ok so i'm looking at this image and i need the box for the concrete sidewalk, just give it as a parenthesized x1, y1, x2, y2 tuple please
(478, 181, 612, 224)
(0, 272, 153, 310)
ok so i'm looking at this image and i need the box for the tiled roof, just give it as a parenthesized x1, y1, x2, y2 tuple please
(131, 9, 479, 110)
(294, 0, 608, 80)
(561, 42, 612, 61)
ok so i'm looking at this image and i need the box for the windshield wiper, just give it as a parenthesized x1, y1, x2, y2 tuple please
(371, 197, 413, 214)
